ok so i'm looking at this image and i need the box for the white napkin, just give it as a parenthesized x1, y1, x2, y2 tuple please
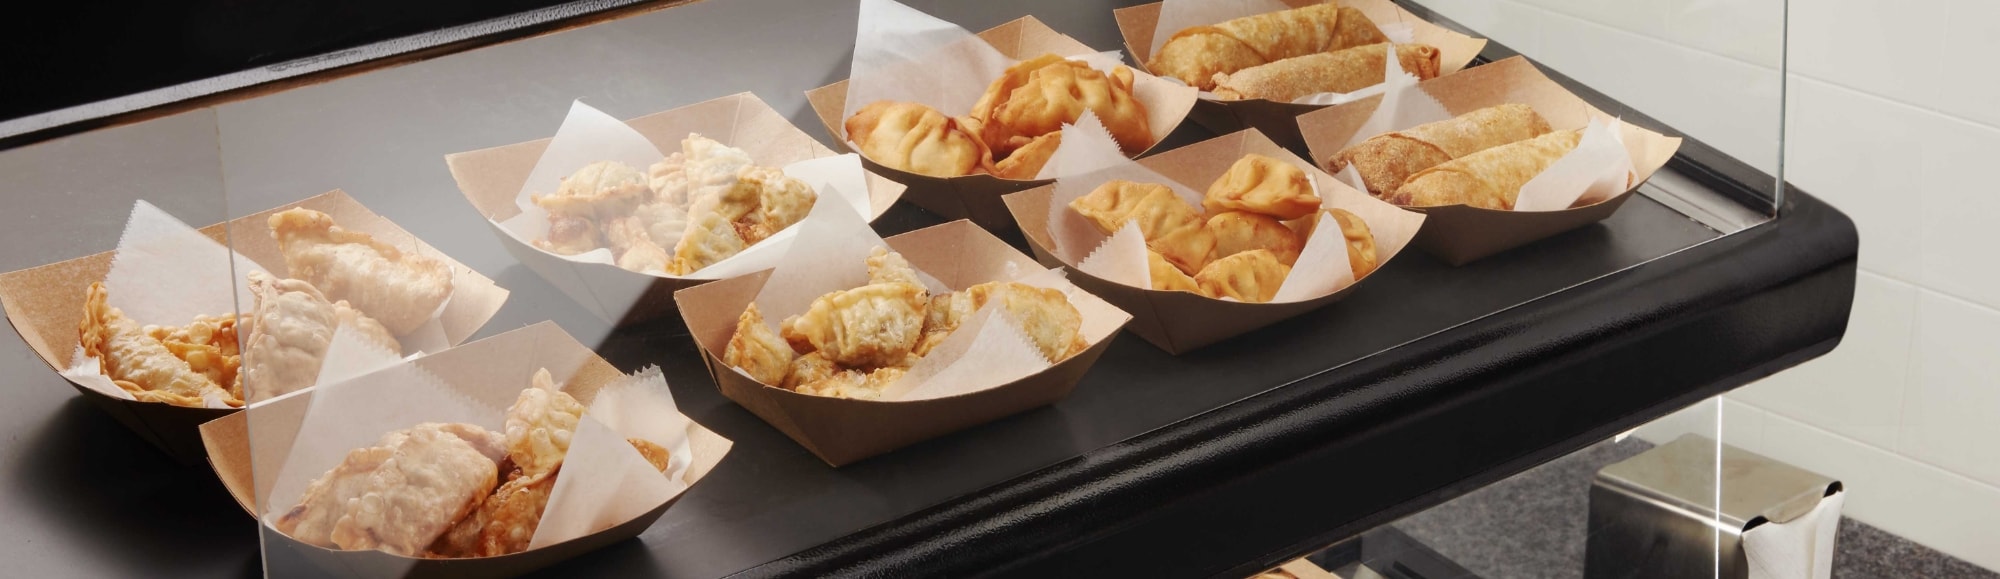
(1744, 490, 1845, 579)
(1512, 117, 1634, 211)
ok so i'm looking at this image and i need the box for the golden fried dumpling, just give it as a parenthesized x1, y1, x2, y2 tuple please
(1147, 225, 1216, 276)
(1069, 180, 1204, 240)
(1194, 249, 1291, 303)
(1320, 208, 1379, 279)
(782, 282, 929, 367)
(734, 166, 817, 244)
(794, 366, 906, 400)
(1207, 211, 1304, 265)
(971, 54, 1153, 157)
(866, 246, 925, 287)
(538, 214, 603, 256)
(269, 208, 455, 336)
(241, 271, 400, 403)
(278, 423, 502, 556)
(505, 369, 586, 478)
(724, 303, 796, 386)
(143, 312, 243, 400)
(532, 160, 650, 220)
(428, 464, 555, 559)
(991, 131, 1061, 180)
(666, 207, 748, 275)
(914, 290, 975, 357)
(1204, 154, 1321, 220)
(967, 282, 1087, 361)
(845, 101, 993, 178)
(1147, 250, 1202, 293)
(780, 352, 841, 391)
(79, 282, 239, 408)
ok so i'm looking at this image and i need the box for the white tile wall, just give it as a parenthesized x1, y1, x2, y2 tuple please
(1418, 0, 2000, 570)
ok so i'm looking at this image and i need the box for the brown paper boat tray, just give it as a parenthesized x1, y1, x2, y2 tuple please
(198, 321, 733, 579)
(447, 91, 907, 325)
(806, 15, 1200, 234)
(1297, 56, 1683, 265)
(1115, 0, 1490, 151)
(0, 190, 509, 464)
(677, 219, 1132, 467)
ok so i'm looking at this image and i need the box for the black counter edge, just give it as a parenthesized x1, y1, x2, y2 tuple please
(728, 189, 1857, 579)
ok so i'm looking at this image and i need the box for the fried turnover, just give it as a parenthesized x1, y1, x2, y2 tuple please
(970, 54, 1153, 158)
(1392, 129, 1586, 210)
(1194, 249, 1291, 303)
(78, 282, 241, 407)
(845, 101, 993, 178)
(270, 208, 455, 336)
(277, 422, 504, 557)
(1211, 43, 1442, 102)
(1148, 4, 1389, 91)
(1205, 154, 1321, 220)
(1328, 103, 1555, 198)
(241, 270, 400, 403)
(505, 368, 587, 479)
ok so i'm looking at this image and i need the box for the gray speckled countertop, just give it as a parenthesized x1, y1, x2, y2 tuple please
(1387, 440, 1995, 579)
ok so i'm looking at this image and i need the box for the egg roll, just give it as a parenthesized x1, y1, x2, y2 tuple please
(1212, 43, 1441, 102)
(1327, 103, 1553, 197)
(1390, 129, 1583, 210)
(1149, 4, 1388, 91)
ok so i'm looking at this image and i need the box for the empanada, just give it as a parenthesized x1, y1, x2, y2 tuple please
(270, 208, 455, 336)
(1148, 250, 1202, 293)
(1320, 208, 1379, 279)
(1205, 154, 1321, 220)
(781, 352, 841, 391)
(1148, 4, 1388, 90)
(241, 271, 400, 403)
(782, 282, 928, 368)
(1194, 249, 1291, 303)
(278, 423, 502, 556)
(991, 131, 1061, 180)
(654, 134, 754, 208)
(1207, 211, 1304, 265)
(143, 313, 242, 399)
(503, 368, 586, 478)
(845, 101, 993, 178)
(724, 303, 796, 387)
(971, 54, 1152, 157)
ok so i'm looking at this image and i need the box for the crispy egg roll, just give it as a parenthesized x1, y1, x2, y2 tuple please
(1211, 43, 1441, 102)
(1328, 103, 1553, 198)
(1149, 4, 1388, 91)
(1390, 129, 1582, 210)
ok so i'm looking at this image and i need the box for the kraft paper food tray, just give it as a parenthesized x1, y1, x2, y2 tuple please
(199, 321, 732, 579)
(446, 92, 907, 325)
(1004, 128, 1424, 355)
(0, 190, 510, 464)
(676, 220, 1131, 467)
(1297, 56, 1684, 265)
(805, 15, 1199, 234)
(1115, 0, 1489, 151)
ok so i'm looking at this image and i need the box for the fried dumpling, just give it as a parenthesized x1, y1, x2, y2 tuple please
(504, 369, 586, 478)
(781, 282, 928, 368)
(1194, 249, 1291, 303)
(532, 161, 650, 220)
(142, 313, 242, 400)
(537, 213, 603, 256)
(845, 101, 993, 178)
(991, 131, 1061, 180)
(1147, 250, 1202, 293)
(665, 206, 748, 276)
(794, 366, 907, 400)
(269, 208, 455, 336)
(1206, 211, 1304, 265)
(651, 134, 755, 208)
(241, 271, 400, 402)
(967, 282, 1087, 361)
(277, 423, 502, 556)
(79, 282, 238, 408)
(724, 303, 795, 386)
(1069, 180, 1204, 240)
(1147, 225, 1216, 276)
(866, 247, 925, 287)
(971, 54, 1153, 157)
(1319, 208, 1380, 279)
(1204, 154, 1321, 220)
(733, 166, 817, 243)
(780, 351, 841, 391)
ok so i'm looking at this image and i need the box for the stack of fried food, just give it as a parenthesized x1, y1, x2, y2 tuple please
(274, 368, 672, 558)
(1148, 3, 1442, 99)
(722, 247, 1087, 400)
(845, 53, 1154, 180)
(1325, 104, 1587, 210)
(78, 208, 448, 407)
(1069, 154, 1380, 303)
(531, 134, 817, 275)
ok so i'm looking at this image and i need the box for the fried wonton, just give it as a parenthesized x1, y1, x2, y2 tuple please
(781, 282, 929, 368)
(1147, 225, 1216, 276)
(504, 369, 586, 478)
(1320, 208, 1379, 279)
(991, 131, 1061, 180)
(1194, 249, 1291, 303)
(780, 352, 841, 391)
(845, 101, 993, 178)
(866, 246, 926, 287)
(269, 208, 455, 336)
(1204, 154, 1322, 220)
(1147, 250, 1202, 294)
(1206, 211, 1304, 265)
(1069, 180, 1205, 240)
(724, 303, 796, 386)
(970, 54, 1152, 158)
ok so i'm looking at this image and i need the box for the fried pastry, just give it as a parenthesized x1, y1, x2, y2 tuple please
(504, 368, 587, 478)
(277, 423, 502, 556)
(1070, 180, 1205, 239)
(913, 290, 976, 357)
(794, 366, 907, 400)
(1148, 4, 1388, 91)
(1194, 249, 1291, 303)
(969, 282, 1087, 361)
(665, 206, 748, 275)
(1329, 104, 1555, 197)
(866, 246, 926, 287)
(532, 161, 649, 220)
(1146, 225, 1216, 276)
(970, 54, 1152, 157)
(991, 131, 1061, 180)
(604, 216, 671, 273)
(1207, 211, 1304, 266)
(78, 282, 239, 407)
(724, 303, 796, 386)
(538, 214, 603, 256)
(1211, 43, 1442, 102)
(241, 271, 401, 402)
(1147, 250, 1202, 293)
(428, 463, 551, 559)
(654, 134, 755, 208)
(733, 166, 817, 243)
(270, 208, 454, 336)
(143, 313, 242, 399)
(781, 281, 928, 368)
(1320, 208, 1379, 279)
(845, 101, 993, 178)
(629, 438, 672, 472)
(1392, 129, 1587, 210)
(1205, 154, 1321, 220)
(780, 352, 840, 391)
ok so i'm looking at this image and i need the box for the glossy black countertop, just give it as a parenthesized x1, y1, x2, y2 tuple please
(0, 0, 1852, 577)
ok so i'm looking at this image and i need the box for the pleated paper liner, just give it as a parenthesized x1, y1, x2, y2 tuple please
(805, 15, 1199, 234)
(199, 321, 732, 579)
(446, 92, 907, 326)
(1115, 0, 1489, 152)
(1297, 56, 1684, 265)
(677, 220, 1131, 467)
(0, 190, 510, 464)
(1004, 128, 1425, 355)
